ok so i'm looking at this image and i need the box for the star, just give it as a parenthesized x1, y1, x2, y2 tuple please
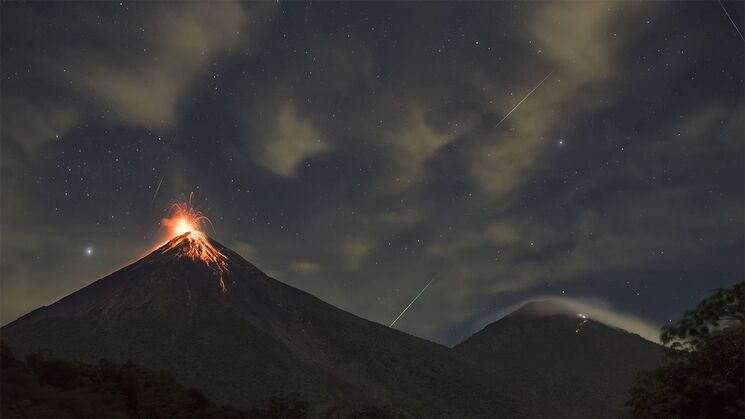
(84, 247, 94, 257)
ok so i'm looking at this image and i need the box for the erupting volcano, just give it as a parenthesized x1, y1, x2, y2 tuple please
(159, 193, 229, 292)
(0, 197, 522, 418)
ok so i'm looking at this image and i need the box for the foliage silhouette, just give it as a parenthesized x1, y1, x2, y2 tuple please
(628, 282, 745, 418)
(1, 342, 309, 419)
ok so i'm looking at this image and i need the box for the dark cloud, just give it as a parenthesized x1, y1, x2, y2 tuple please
(1, 1, 742, 346)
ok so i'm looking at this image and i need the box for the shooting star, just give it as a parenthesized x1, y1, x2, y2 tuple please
(389, 273, 439, 328)
(494, 68, 555, 128)
(151, 176, 164, 204)
(718, 0, 745, 42)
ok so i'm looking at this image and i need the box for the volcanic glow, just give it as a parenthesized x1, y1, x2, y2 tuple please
(161, 193, 210, 238)
(160, 193, 229, 293)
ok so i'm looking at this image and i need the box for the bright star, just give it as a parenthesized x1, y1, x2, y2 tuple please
(84, 247, 94, 257)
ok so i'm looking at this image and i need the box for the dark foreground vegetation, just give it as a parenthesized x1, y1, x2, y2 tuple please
(0, 343, 401, 419)
(628, 282, 745, 418)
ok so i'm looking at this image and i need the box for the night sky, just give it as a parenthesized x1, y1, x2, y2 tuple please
(1, 1, 743, 345)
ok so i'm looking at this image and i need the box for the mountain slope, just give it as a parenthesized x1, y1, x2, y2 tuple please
(454, 300, 663, 418)
(1, 232, 521, 418)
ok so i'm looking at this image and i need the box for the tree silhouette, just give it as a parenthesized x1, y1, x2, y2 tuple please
(628, 282, 745, 418)
(0, 343, 310, 419)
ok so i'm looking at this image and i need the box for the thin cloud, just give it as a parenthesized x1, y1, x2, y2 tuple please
(469, 296, 662, 343)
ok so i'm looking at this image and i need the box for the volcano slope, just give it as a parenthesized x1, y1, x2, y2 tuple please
(1, 232, 522, 418)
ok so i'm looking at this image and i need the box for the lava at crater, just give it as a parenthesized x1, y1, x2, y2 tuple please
(161, 192, 211, 238)
(160, 193, 229, 293)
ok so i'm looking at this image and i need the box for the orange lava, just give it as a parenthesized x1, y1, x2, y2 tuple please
(163, 231, 229, 293)
(160, 193, 229, 293)
(161, 192, 211, 238)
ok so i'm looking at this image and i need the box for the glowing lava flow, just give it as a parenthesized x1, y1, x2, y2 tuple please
(160, 194, 229, 293)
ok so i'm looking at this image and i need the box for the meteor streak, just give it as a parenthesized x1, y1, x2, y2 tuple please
(718, 0, 745, 42)
(494, 68, 555, 128)
(151, 176, 164, 204)
(389, 273, 439, 328)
